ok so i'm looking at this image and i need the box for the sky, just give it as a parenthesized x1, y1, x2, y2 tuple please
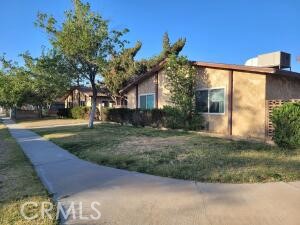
(1, 0, 300, 71)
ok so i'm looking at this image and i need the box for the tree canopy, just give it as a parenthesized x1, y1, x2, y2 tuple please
(0, 50, 71, 112)
(36, 0, 129, 128)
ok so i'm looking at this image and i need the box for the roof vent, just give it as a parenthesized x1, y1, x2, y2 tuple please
(245, 51, 291, 69)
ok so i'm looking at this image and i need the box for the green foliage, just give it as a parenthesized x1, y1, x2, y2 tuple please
(103, 42, 142, 103)
(36, 0, 129, 127)
(70, 106, 100, 120)
(71, 106, 89, 119)
(165, 54, 201, 128)
(162, 106, 185, 129)
(135, 32, 186, 75)
(104, 108, 132, 124)
(103, 107, 203, 130)
(0, 51, 71, 111)
(271, 103, 300, 149)
(57, 108, 71, 118)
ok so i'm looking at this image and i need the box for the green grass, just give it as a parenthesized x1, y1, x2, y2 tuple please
(33, 123, 300, 183)
(0, 123, 57, 225)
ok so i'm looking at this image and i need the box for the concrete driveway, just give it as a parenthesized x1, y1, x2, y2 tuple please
(3, 118, 300, 225)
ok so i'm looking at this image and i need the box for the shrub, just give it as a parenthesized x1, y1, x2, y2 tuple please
(70, 106, 100, 120)
(70, 106, 88, 119)
(162, 106, 185, 129)
(271, 103, 300, 149)
(57, 108, 71, 118)
(104, 108, 131, 124)
(151, 108, 165, 127)
(188, 113, 205, 131)
(103, 107, 204, 130)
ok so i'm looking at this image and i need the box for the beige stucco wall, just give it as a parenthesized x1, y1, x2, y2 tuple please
(232, 72, 266, 139)
(197, 68, 230, 134)
(266, 75, 300, 100)
(157, 70, 171, 108)
(126, 72, 170, 109)
(127, 88, 136, 109)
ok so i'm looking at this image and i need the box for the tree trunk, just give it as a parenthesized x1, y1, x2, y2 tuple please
(88, 83, 97, 128)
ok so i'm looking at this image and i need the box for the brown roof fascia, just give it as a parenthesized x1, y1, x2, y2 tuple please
(120, 60, 300, 93)
(192, 61, 276, 74)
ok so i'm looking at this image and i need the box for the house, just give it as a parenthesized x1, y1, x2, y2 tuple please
(64, 86, 126, 110)
(120, 52, 300, 139)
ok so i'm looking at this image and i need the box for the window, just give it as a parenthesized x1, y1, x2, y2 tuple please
(196, 88, 225, 114)
(80, 101, 86, 106)
(139, 94, 155, 109)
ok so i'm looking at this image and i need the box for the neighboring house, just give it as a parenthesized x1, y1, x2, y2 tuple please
(64, 86, 126, 110)
(120, 52, 300, 139)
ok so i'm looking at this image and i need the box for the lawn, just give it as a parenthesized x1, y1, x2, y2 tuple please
(16, 118, 89, 128)
(0, 123, 57, 225)
(32, 123, 300, 183)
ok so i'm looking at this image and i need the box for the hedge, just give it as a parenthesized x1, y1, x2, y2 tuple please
(271, 102, 300, 149)
(57, 106, 100, 120)
(102, 107, 204, 131)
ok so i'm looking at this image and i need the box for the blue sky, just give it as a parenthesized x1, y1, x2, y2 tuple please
(1, 0, 300, 71)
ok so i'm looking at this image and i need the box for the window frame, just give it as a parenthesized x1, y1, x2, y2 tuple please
(138, 93, 156, 109)
(196, 87, 226, 115)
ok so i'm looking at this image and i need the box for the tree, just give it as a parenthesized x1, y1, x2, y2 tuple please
(36, 0, 128, 128)
(0, 56, 32, 110)
(165, 54, 198, 124)
(136, 32, 186, 74)
(102, 41, 142, 104)
(22, 50, 72, 116)
(0, 51, 71, 117)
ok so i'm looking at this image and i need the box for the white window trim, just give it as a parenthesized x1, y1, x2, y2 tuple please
(196, 87, 226, 115)
(138, 93, 156, 109)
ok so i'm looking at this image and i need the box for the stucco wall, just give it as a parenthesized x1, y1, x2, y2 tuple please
(197, 68, 230, 134)
(157, 70, 171, 108)
(266, 75, 300, 100)
(127, 73, 165, 109)
(127, 88, 136, 109)
(232, 72, 266, 139)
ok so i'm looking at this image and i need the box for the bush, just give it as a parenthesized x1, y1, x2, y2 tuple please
(162, 106, 185, 129)
(57, 108, 71, 118)
(103, 107, 204, 130)
(151, 108, 165, 127)
(271, 103, 300, 149)
(188, 113, 205, 131)
(104, 108, 131, 124)
(70, 106, 100, 120)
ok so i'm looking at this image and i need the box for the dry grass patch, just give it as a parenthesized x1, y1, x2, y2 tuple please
(116, 136, 192, 154)
(33, 123, 300, 183)
(17, 118, 88, 129)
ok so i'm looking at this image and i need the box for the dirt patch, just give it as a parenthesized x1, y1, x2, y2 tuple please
(116, 136, 192, 154)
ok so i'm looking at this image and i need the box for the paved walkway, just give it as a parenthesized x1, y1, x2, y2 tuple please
(3, 118, 300, 225)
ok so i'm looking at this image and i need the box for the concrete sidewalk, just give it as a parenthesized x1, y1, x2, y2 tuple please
(2, 118, 300, 225)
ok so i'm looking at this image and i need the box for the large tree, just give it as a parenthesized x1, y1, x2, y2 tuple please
(136, 32, 186, 74)
(0, 51, 71, 117)
(0, 57, 31, 108)
(22, 50, 72, 115)
(36, 0, 128, 128)
(102, 41, 142, 104)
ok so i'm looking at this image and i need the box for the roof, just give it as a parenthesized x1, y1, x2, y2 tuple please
(63, 86, 110, 99)
(120, 61, 300, 94)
